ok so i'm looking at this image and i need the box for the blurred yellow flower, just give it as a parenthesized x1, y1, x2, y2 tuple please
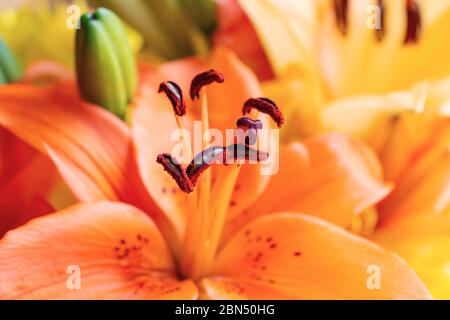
(238, 0, 450, 139)
(0, 0, 143, 68)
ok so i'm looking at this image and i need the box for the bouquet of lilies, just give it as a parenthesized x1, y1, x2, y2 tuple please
(0, 0, 448, 300)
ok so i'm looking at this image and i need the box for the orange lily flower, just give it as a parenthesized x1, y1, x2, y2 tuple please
(0, 48, 430, 299)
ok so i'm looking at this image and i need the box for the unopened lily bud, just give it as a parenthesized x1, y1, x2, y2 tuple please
(76, 8, 137, 119)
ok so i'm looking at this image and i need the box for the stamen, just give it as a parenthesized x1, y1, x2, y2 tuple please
(375, 0, 385, 42)
(190, 69, 225, 100)
(156, 154, 193, 193)
(333, 0, 349, 36)
(404, 0, 421, 45)
(158, 81, 186, 116)
(186, 144, 269, 187)
(243, 98, 285, 128)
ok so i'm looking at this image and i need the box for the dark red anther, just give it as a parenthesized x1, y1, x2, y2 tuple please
(375, 0, 385, 42)
(186, 146, 226, 187)
(158, 81, 186, 117)
(243, 98, 284, 128)
(404, 0, 421, 45)
(156, 154, 193, 193)
(333, 0, 349, 36)
(236, 117, 263, 146)
(186, 144, 269, 187)
(236, 117, 263, 130)
(190, 69, 225, 100)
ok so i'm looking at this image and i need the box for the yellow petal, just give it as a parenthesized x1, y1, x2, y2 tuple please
(373, 214, 450, 300)
(321, 0, 450, 97)
(238, 0, 320, 77)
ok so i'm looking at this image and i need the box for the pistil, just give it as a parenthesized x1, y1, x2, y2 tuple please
(182, 88, 212, 278)
(181, 70, 224, 278)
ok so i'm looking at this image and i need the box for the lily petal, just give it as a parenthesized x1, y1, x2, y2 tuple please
(226, 133, 391, 238)
(0, 202, 197, 300)
(237, 0, 321, 78)
(0, 154, 56, 237)
(373, 215, 450, 300)
(379, 119, 450, 223)
(0, 84, 129, 201)
(0, 127, 37, 188)
(214, 0, 274, 80)
(207, 47, 265, 132)
(322, 89, 426, 145)
(202, 213, 431, 299)
(0, 84, 177, 246)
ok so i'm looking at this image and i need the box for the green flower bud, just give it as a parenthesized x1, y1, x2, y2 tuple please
(0, 38, 23, 85)
(76, 8, 137, 119)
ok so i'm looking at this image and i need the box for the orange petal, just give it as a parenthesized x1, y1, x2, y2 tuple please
(0, 127, 37, 188)
(226, 133, 392, 238)
(380, 153, 450, 224)
(378, 113, 431, 183)
(0, 154, 56, 237)
(0, 84, 128, 201)
(0, 84, 174, 235)
(379, 119, 450, 224)
(373, 215, 450, 300)
(207, 46, 264, 132)
(202, 213, 431, 300)
(0, 202, 197, 300)
(213, 0, 274, 80)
